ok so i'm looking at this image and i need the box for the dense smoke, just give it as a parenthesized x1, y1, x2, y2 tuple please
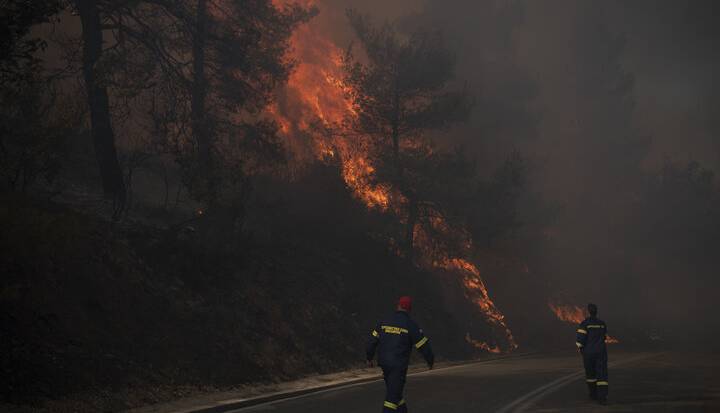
(9, 0, 720, 352)
(5, 2, 720, 411)
(298, 0, 720, 345)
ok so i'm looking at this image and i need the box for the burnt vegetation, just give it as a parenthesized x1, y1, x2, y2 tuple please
(1, 0, 719, 411)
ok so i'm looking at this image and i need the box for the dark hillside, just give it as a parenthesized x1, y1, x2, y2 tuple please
(0, 166, 474, 412)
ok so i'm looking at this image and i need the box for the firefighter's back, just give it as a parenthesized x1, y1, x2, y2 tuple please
(377, 311, 415, 367)
(580, 316, 607, 354)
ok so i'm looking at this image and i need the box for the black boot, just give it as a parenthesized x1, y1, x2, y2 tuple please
(587, 383, 597, 400)
(596, 382, 608, 405)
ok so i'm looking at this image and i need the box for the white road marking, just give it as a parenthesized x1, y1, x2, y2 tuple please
(495, 353, 658, 413)
(204, 353, 656, 413)
(225, 354, 535, 412)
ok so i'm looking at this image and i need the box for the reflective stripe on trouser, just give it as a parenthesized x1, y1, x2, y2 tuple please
(382, 365, 408, 412)
(582, 351, 609, 399)
(383, 399, 406, 411)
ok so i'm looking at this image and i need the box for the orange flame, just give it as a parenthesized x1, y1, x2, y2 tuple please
(442, 258, 518, 351)
(548, 302, 619, 344)
(548, 302, 586, 324)
(271, 0, 389, 209)
(270, 0, 513, 352)
(465, 333, 501, 354)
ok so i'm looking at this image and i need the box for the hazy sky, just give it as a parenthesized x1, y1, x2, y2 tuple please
(307, 0, 720, 334)
(312, 0, 719, 181)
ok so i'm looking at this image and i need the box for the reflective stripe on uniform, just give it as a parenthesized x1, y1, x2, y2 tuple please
(415, 337, 428, 349)
(372, 330, 379, 337)
(381, 325, 409, 335)
(597, 381, 609, 386)
(587, 324, 605, 329)
(384, 401, 398, 409)
(586, 378, 597, 383)
(577, 329, 587, 334)
(399, 399, 406, 406)
(576, 342, 583, 348)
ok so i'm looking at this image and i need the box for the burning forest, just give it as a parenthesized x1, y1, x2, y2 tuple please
(270, 0, 516, 352)
(2, 0, 720, 411)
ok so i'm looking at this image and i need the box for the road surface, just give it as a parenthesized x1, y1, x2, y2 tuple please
(226, 351, 719, 412)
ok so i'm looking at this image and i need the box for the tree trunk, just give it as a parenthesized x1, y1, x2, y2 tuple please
(393, 82, 413, 258)
(191, 0, 211, 198)
(391, 88, 401, 177)
(405, 198, 418, 261)
(77, 0, 126, 205)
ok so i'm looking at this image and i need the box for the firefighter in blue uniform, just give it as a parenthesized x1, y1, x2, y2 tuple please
(366, 296, 434, 412)
(576, 303, 609, 404)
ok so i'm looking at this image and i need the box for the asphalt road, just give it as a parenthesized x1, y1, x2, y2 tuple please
(227, 351, 720, 412)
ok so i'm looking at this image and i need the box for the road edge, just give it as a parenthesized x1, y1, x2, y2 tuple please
(179, 352, 539, 413)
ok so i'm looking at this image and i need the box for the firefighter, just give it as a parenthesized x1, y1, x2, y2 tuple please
(366, 296, 434, 412)
(576, 303, 609, 404)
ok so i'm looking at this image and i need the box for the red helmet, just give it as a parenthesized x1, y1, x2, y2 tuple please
(398, 296, 412, 311)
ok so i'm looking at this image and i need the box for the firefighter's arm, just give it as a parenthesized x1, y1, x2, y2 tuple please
(365, 324, 380, 365)
(411, 324, 434, 368)
(576, 321, 588, 350)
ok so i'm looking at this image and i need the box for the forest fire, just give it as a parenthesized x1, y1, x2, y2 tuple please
(549, 302, 619, 344)
(270, 0, 390, 209)
(549, 302, 586, 324)
(5, 0, 719, 410)
(442, 258, 518, 350)
(270, 0, 515, 352)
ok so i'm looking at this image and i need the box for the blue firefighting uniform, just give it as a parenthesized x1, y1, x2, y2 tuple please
(576, 317, 609, 400)
(366, 310, 434, 412)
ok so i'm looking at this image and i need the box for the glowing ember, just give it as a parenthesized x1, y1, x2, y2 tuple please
(465, 333, 501, 354)
(416, 217, 516, 351)
(549, 302, 620, 344)
(341, 157, 391, 209)
(442, 258, 518, 350)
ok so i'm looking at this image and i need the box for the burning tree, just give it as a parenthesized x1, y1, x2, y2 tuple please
(268, 3, 517, 352)
(338, 11, 520, 351)
(341, 9, 472, 258)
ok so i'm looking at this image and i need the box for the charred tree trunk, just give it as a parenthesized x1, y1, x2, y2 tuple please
(191, 0, 212, 201)
(77, 0, 126, 205)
